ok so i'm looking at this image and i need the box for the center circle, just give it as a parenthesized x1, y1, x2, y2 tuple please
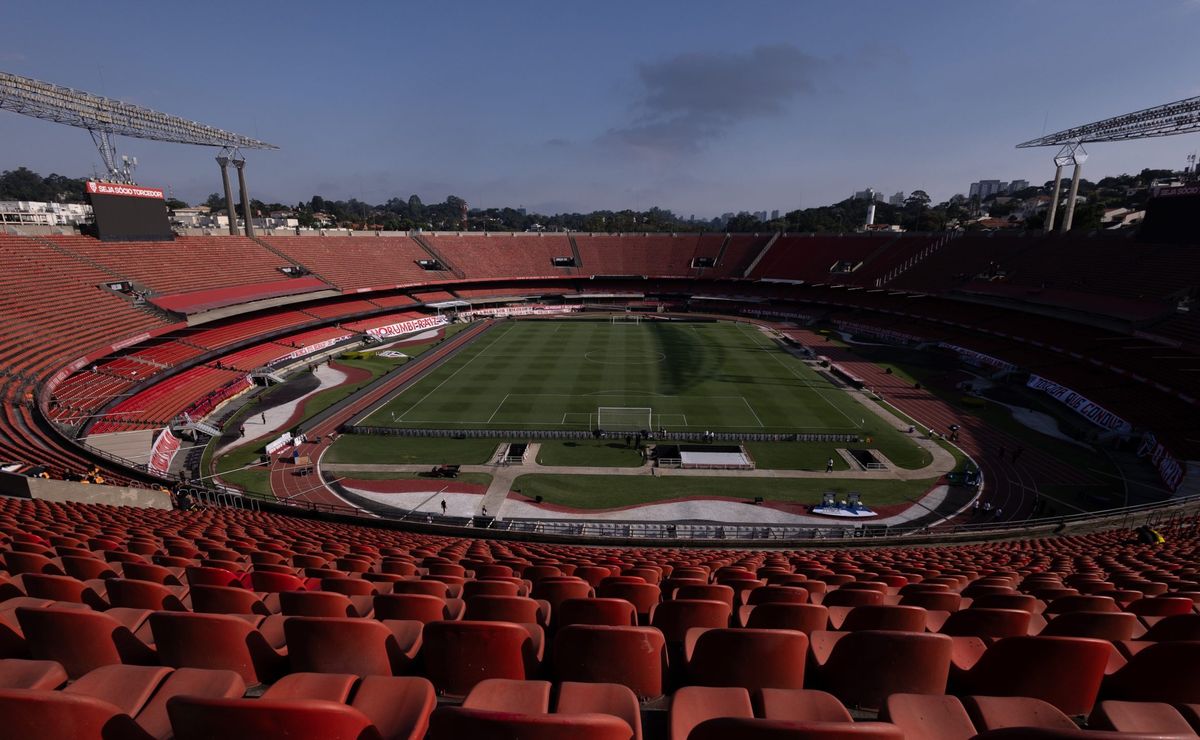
(583, 351, 667, 365)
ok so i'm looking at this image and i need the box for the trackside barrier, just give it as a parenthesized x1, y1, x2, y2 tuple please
(238, 485, 1200, 547)
(306, 472, 1200, 544)
(345, 426, 860, 444)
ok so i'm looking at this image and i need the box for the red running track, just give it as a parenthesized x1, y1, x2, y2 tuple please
(266, 320, 498, 507)
(785, 329, 1100, 523)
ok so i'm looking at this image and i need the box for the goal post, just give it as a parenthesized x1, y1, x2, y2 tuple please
(610, 314, 641, 325)
(597, 406, 653, 431)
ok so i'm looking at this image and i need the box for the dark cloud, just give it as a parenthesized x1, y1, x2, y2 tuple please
(601, 44, 827, 155)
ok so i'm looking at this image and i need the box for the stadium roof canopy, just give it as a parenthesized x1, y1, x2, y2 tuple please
(1018, 94, 1200, 147)
(0, 71, 276, 149)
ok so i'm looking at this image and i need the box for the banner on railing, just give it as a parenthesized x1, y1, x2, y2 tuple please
(837, 320, 925, 345)
(741, 308, 816, 322)
(365, 314, 449, 340)
(938, 342, 1016, 372)
(1026, 374, 1132, 434)
(275, 333, 353, 364)
(148, 428, 181, 476)
(458, 304, 581, 320)
(265, 431, 294, 455)
(1138, 433, 1186, 493)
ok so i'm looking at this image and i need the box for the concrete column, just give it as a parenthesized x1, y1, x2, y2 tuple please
(1061, 162, 1083, 233)
(1044, 163, 1064, 233)
(217, 158, 238, 236)
(235, 159, 254, 238)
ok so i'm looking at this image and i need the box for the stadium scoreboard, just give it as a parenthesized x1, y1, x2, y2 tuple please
(86, 181, 174, 241)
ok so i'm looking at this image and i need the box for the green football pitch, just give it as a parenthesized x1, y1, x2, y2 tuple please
(361, 319, 874, 434)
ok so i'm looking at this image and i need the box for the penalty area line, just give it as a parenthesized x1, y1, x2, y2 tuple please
(740, 396, 765, 428)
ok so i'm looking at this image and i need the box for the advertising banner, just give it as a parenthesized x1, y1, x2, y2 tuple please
(365, 314, 449, 339)
(86, 181, 165, 199)
(1026, 374, 1132, 434)
(148, 428, 182, 475)
(938, 342, 1016, 372)
(1138, 433, 1186, 493)
(274, 333, 353, 364)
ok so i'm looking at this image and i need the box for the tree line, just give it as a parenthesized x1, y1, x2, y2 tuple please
(3, 165, 1183, 234)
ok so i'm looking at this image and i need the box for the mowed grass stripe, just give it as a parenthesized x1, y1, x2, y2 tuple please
(365, 320, 878, 433)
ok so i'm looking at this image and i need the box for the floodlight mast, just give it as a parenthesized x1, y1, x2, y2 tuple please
(1017, 95, 1200, 233)
(0, 70, 275, 187)
(1017, 95, 1200, 148)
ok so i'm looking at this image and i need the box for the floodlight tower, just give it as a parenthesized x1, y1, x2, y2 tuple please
(0, 71, 276, 220)
(1018, 94, 1200, 233)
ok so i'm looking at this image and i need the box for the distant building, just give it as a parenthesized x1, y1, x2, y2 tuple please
(770, 209, 780, 220)
(755, 211, 768, 221)
(888, 191, 906, 206)
(1101, 207, 1145, 229)
(853, 188, 885, 202)
(0, 200, 92, 227)
(170, 207, 208, 228)
(1007, 180, 1030, 194)
(969, 180, 1006, 201)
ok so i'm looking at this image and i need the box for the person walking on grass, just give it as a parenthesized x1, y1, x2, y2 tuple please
(826, 457, 835, 473)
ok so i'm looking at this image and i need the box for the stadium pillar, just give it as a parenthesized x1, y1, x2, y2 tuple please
(1061, 161, 1083, 233)
(216, 157, 238, 236)
(235, 159, 255, 237)
(1044, 163, 1064, 233)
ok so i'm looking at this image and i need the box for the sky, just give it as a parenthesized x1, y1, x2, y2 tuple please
(2, 0, 1200, 218)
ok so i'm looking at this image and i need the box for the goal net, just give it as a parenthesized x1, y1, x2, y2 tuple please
(597, 406, 652, 431)
(610, 314, 641, 324)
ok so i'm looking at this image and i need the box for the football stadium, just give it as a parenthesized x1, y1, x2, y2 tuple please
(0, 4, 1198, 738)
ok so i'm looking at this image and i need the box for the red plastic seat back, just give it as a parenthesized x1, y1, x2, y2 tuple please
(939, 609, 1031, 639)
(650, 599, 730, 643)
(823, 588, 885, 608)
(168, 696, 380, 740)
(1040, 611, 1137, 641)
(0, 689, 144, 739)
(813, 630, 952, 711)
(558, 598, 637, 628)
(744, 603, 829, 634)
(421, 621, 538, 697)
(688, 628, 808, 690)
(595, 582, 661, 621)
(840, 605, 929, 633)
(691, 717, 904, 739)
(15, 606, 148, 679)
(464, 595, 544, 625)
(283, 616, 416, 676)
(553, 625, 667, 700)
(957, 636, 1111, 716)
(373, 593, 452, 623)
(429, 706, 632, 740)
(278, 591, 358, 618)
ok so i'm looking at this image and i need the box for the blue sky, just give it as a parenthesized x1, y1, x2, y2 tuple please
(3, 1, 1199, 217)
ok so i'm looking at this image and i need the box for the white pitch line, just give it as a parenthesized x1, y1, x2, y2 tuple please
(486, 393, 511, 424)
(734, 321, 860, 428)
(740, 396, 766, 428)
(372, 322, 516, 423)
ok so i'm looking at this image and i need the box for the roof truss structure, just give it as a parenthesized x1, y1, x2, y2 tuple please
(0, 71, 276, 150)
(1018, 95, 1200, 147)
